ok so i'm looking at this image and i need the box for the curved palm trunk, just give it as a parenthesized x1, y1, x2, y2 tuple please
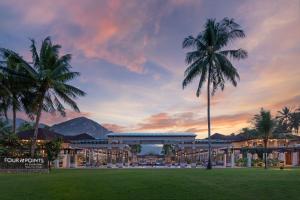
(12, 104, 16, 134)
(30, 102, 43, 157)
(264, 139, 268, 169)
(207, 68, 212, 170)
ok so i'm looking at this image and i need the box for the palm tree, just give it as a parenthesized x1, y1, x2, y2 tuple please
(130, 144, 142, 165)
(0, 49, 26, 133)
(0, 49, 31, 134)
(30, 37, 86, 156)
(182, 18, 247, 169)
(8, 37, 86, 156)
(0, 59, 11, 119)
(277, 107, 291, 123)
(253, 108, 275, 169)
(276, 107, 291, 133)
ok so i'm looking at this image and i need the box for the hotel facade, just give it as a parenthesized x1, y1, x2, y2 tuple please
(17, 129, 300, 168)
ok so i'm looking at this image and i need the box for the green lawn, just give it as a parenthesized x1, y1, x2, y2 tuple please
(0, 168, 299, 200)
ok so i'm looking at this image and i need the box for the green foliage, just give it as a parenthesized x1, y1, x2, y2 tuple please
(161, 144, 175, 155)
(1, 36, 86, 156)
(17, 122, 34, 132)
(0, 119, 22, 156)
(236, 158, 247, 167)
(182, 18, 247, 96)
(275, 106, 300, 134)
(1, 169, 300, 200)
(45, 138, 62, 169)
(130, 144, 142, 154)
(253, 108, 275, 140)
(182, 18, 247, 169)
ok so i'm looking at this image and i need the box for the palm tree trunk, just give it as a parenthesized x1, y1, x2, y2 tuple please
(264, 139, 268, 169)
(30, 102, 43, 157)
(207, 67, 212, 170)
(12, 103, 16, 134)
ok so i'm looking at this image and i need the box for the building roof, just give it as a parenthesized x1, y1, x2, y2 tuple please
(209, 133, 246, 142)
(17, 128, 64, 141)
(107, 132, 196, 137)
(64, 133, 95, 142)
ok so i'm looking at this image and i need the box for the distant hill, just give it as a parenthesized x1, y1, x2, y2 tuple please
(50, 117, 112, 139)
(209, 133, 246, 141)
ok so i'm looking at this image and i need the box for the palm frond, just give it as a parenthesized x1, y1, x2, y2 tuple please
(219, 49, 248, 60)
(29, 38, 40, 68)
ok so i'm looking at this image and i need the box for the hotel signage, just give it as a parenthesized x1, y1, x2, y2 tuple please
(0, 157, 48, 170)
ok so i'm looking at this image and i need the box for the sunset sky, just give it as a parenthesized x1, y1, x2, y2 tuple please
(1, 0, 299, 138)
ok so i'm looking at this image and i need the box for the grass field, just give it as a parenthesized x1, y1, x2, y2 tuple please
(0, 168, 300, 200)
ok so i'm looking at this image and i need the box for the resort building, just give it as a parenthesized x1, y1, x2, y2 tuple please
(17, 129, 300, 168)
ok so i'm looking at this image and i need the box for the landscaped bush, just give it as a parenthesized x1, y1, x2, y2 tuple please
(252, 159, 264, 167)
(267, 158, 280, 167)
(236, 158, 247, 167)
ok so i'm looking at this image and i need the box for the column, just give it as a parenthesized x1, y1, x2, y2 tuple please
(66, 154, 71, 168)
(231, 152, 235, 168)
(117, 147, 124, 168)
(223, 153, 227, 168)
(54, 159, 60, 168)
(292, 152, 299, 166)
(180, 147, 185, 168)
(239, 152, 243, 159)
(247, 153, 252, 167)
(191, 147, 196, 168)
(279, 152, 285, 165)
(107, 148, 112, 168)
(124, 151, 129, 167)
(268, 153, 273, 159)
(253, 153, 258, 160)
(73, 154, 78, 168)
(62, 154, 70, 168)
(89, 149, 94, 166)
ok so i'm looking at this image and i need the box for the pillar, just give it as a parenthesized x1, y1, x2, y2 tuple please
(107, 148, 112, 168)
(124, 151, 129, 167)
(279, 152, 285, 165)
(292, 152, 299, 166)
(180, 147, 185, 168)
(66, 154, 71, 168)
(191, 147, 196, 168)
(231, 152, 235, 168)
(88, 149, 93, 166)
(117, 147, 124, 168)
(73, 154, 78, 168)
(268, 153, 273, 159)
(247, 153, 252, 167)
(223, 153, 227, 168)
(239, 153, 243, 159)
(54, 159, 60, 168)
(253, 153, 258, 160)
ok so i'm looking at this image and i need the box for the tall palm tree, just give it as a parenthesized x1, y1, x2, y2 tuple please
(182, 18, 247, 169)
(276, 107, 291, 132)
(130, 144, 142, 165)
(253, 108, 275, 169)
(277, 107, 291, 123)
(30, 37, 86, 156)
(0, 49, 31, 134)
(7, 37, 86, 156)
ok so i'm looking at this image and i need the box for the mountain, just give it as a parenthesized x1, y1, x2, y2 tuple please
(50, 117, 112, 139)
(209, 133, 246, 141)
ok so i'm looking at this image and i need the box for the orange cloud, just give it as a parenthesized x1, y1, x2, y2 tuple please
(134, 111, 252, 138)
(102, 123, 127, 132)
